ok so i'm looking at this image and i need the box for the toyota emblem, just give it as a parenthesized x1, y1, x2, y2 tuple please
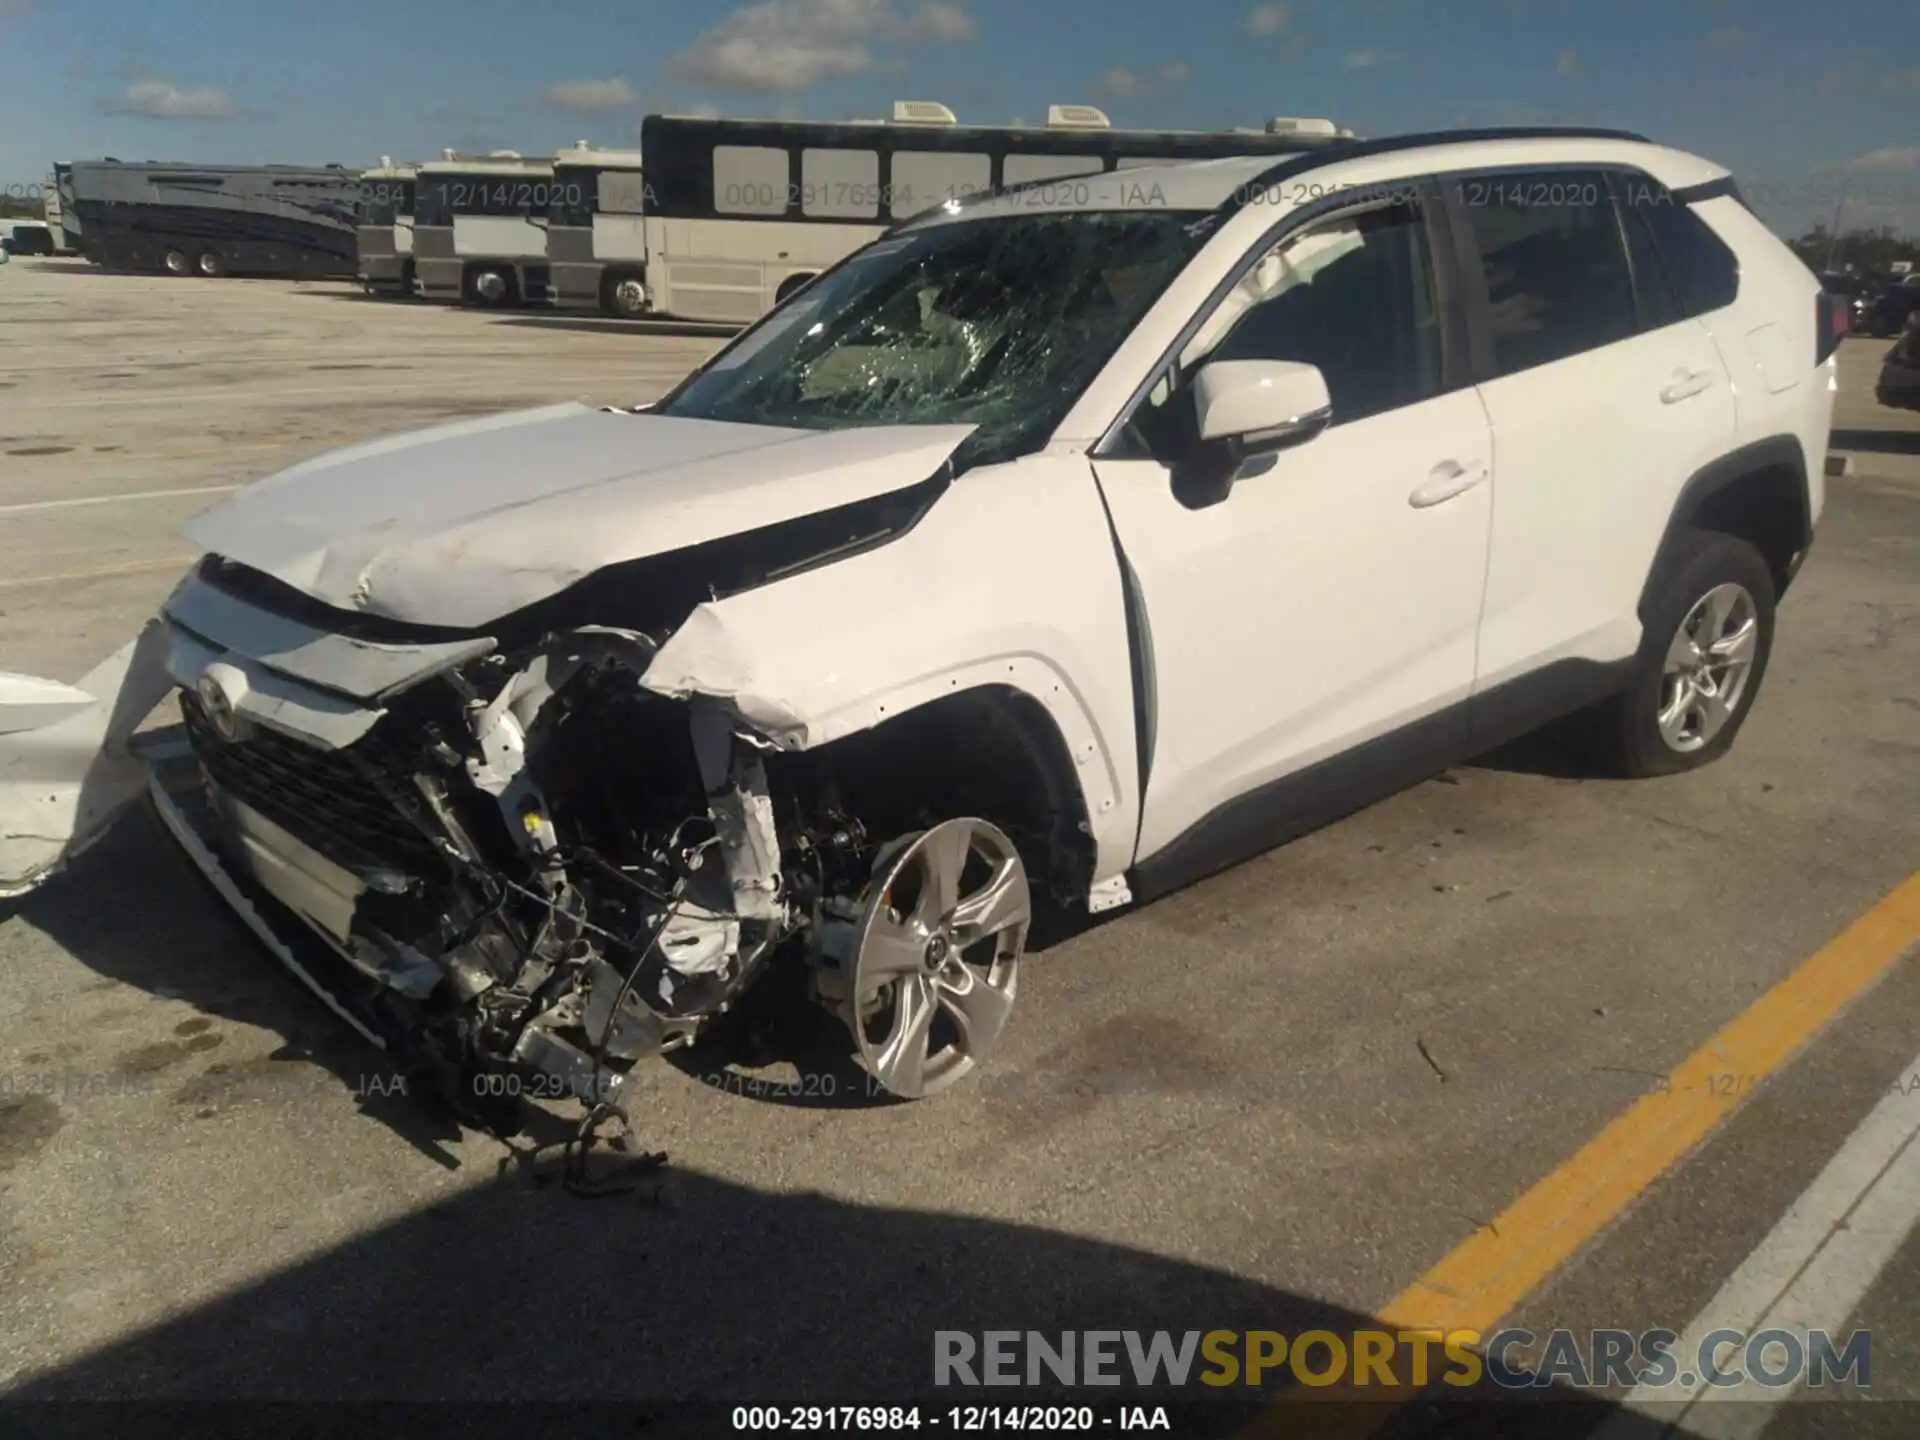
(196, 663, 249, 742)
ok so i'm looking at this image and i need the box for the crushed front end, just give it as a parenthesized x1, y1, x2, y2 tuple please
(145, 556, 870, 1132)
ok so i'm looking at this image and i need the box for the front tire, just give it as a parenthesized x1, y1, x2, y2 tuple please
(467, 266, 514, 308)
(196, 250, 226, 277)
(603, 273, 647, 317)
(1593, 531, 1777, 778)
(162, 248, 190, 276)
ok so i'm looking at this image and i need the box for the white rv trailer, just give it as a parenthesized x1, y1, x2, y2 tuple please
(412, 151, 558, 306)
(576, 103, 1351, 324)
(355, 158, 418, 296)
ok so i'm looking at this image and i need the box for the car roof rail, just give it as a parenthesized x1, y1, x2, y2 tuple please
(1217, 124, 1654, 218)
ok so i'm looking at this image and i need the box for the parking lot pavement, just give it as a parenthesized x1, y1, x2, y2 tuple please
(2, 267, 1917, 1431)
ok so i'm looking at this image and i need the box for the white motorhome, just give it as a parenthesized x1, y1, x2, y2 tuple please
(593, 103, 1350, 323)
(412, 151, 557, 306)
(355, 158, 418, 296)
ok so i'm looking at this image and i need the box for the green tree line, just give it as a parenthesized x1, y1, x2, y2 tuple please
(1788, 226, 1920, 275)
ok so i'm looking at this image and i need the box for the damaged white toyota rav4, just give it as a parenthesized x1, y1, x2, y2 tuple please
(0, 129, 1836, 1125)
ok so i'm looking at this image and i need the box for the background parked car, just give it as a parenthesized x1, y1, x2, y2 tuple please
(1861, 277, 1920, 338)
(1875, 311, 1920, 411)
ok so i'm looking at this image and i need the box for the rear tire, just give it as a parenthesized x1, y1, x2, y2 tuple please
(775, 272, 816, 305)
(162, 248, 190, 276)
(1583, 530, 1777, 779)
(196, 250, 226, 278)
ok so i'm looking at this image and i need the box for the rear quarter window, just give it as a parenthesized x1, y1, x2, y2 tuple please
(1617, 183, 1740, 318)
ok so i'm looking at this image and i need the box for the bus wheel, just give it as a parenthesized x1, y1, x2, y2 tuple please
(775, 273, 816, 305)
(469, 266, 514, 307)
(196, 250, 227, 278)
(162, 248, 190, 276)
(604, 274, 648, 318)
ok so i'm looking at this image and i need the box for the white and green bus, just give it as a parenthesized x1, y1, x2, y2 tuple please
(546, 104, 1353, 323)
(412, 151, 557, 306)
(355, 158, 417, 296)
(547, 143, 649, 315)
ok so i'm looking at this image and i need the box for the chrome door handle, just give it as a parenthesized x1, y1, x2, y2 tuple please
(1409, 461, 1488, 508)
(1660, 369, 1715, 404)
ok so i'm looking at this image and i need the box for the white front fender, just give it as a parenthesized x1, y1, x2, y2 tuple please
(0, 619, 175, 899)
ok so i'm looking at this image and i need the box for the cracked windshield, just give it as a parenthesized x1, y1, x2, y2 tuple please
(658, 211, 1213, 464)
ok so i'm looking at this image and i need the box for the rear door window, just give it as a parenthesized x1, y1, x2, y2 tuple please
(1452, 170, 1639, 377)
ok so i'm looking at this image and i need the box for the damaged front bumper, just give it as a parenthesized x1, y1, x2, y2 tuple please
(3, 565, 818, 1129)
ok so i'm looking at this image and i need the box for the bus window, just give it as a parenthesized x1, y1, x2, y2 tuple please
(890, 150, 991, 216)
(715, 146, 790, 215)
(1004, 154, 1106, 185)
(801, 148, 880, 218)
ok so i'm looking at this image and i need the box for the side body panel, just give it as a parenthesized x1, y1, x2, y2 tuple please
(1685, 195, 1834, 529)
(641, 456, 1142, 889)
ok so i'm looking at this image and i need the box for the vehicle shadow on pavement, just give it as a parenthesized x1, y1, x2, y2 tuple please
(7, 804, 486, 1169)
(1831, 428, 1920, 457)
(0, 1159, 1710, 1440)
(6, 800, 1120, 1129)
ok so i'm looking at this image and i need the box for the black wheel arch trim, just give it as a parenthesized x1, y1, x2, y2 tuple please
(1637, 434, 1815, 619)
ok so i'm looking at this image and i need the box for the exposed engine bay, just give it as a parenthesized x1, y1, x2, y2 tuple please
(160, 554, 1059, 1134)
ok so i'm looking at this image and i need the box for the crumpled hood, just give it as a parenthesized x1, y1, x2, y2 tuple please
(181, 402, 975, 629)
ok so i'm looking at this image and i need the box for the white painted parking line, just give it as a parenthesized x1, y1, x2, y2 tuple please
(1593, 1045, 1920, 1439)
(0, 484, 241, 516)
(0, 557, 188, 589)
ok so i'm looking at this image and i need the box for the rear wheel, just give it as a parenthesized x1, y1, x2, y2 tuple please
(1586, 531, 1776, 778)
(774, 272, 816, 305)
(162, 248, 190, 276)
(196, 250, 226, 278)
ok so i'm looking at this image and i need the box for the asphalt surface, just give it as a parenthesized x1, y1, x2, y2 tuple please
(1, 261, 1917, 1435)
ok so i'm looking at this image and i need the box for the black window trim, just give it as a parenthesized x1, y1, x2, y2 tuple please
(1606, 169, 1686, 333)
(1091, 176, 1470, 459)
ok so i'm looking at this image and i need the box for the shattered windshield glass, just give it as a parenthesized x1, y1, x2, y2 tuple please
(655, 210, 1215, 466)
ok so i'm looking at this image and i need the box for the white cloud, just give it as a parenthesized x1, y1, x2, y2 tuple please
(1846, 146, 1920, 171)
(1556, 49, 1581, 77)
(1092, 59, 1190, 102)
(668, 0, 974, 93)
(1343, 47, 1388, 69)
(908, 1, 974, 41)
(1244, 3, 1289, 36)
(542, 77, 637, 113)
(103, 80, 236, 120)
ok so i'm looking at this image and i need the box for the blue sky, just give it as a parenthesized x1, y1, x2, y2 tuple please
(2, 0, 1916, 236)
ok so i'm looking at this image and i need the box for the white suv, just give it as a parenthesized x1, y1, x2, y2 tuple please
(0, 128, 1837, 1124)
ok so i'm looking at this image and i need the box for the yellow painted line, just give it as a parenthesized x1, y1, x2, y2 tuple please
(1241, 868, 1920, 1438)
